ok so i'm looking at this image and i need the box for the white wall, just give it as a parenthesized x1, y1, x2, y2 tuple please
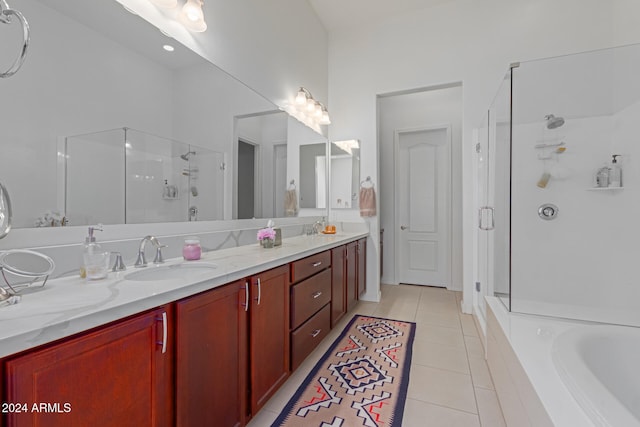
(327, 0, 640, 312)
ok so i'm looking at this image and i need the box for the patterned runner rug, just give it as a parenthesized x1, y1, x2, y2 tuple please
(272, 315, 416, 427)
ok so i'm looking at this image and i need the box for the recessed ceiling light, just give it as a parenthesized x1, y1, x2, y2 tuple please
(163, 44, 175, 52)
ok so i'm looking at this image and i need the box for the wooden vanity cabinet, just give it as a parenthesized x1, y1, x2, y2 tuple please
(357, 238, 367, 297)
(3, 306, 174, 427)
(175, 280, 247, 427)
(289, 251, 332, 371)
(330, 246, 346, 327)
(346, 241, 358, 311)
(248, 265, 290, 416)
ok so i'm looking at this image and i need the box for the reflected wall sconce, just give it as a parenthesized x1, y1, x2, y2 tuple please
(148, 0, 207, 32)
(292, 87, 331, 129)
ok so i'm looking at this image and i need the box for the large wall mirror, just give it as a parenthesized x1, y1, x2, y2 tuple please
(1, 0, 326, 228)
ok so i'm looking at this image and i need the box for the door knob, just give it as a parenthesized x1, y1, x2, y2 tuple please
(400, 225, 408, 230)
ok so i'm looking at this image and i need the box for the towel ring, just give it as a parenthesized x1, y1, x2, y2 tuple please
(360, 176, 374, 188)
(0, 182, 11, 240)
(0, 0, 30, 78)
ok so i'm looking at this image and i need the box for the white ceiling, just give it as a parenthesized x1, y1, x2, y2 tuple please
(307, 0, 455, 31)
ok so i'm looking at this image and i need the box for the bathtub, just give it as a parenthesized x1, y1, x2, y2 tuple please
(552, 325, 640, 427)
(486, 297, 596, 426)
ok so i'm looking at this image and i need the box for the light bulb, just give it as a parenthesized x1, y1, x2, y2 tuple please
(180, 0, 208, 32)
(295, 89, 307, 106)
(315, 103, 323, 118)
(306, 98, 316, 113)
(320, 111, 331, 125)
(182, 0, 204, 22)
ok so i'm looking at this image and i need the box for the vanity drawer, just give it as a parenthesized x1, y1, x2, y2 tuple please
(291, 268, 331, 329)
(291, 304, 330, 370)
(291, 250, 331, 283)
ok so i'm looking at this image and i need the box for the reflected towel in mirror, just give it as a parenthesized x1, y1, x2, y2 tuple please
(285, 189, 298, 217)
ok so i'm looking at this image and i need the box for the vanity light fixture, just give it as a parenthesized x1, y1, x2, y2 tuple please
(292, 87, 331, 127)
(147, 0, 208, 33)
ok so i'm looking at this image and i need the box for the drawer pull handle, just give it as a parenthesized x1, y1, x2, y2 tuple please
(312, 291, 322, 299)
(311, 329, 322, 338)
(312, 261, 322, 267)
(255, 278, 262, 305)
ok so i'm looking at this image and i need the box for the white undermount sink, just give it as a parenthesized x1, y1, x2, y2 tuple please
(124, 262, 217, 282)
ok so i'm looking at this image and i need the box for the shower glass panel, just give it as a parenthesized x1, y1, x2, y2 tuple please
(489, 73, 512, 311)
(66, 129, 126, 226)
(476, 71, 512, 319)
(509, 44, 640, 327)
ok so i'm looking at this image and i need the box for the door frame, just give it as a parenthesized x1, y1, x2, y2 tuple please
(236, 137, 262, 219)
(393, 124, 453, 288)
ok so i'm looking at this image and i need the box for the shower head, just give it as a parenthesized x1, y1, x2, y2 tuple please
(545, 114, 565, 129)
(180, 151, 196, 161)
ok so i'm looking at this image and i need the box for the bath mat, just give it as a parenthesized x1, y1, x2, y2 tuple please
(272, 315, 416, 427)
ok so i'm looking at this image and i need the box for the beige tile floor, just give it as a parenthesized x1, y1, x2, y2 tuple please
(248, 284, 506, 427)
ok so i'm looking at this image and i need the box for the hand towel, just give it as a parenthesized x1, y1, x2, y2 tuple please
(359, 186, 376, 217)
(285, 189, 298, 217)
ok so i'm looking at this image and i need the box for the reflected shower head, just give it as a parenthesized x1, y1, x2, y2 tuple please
(545, 114, 565, 129)
(180, 151, 196, 161)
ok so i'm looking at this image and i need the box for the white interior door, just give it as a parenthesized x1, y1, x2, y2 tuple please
(396, 126, 451, 287)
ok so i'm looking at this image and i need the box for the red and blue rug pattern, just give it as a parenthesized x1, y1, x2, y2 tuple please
(272, 315, 416, 427)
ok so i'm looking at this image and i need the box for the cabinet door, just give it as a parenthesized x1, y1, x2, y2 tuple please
(331, 246, 346, 327)
(357, 238, 367, 297)
(346, 242, 358, 311)
(175, 280, 247, 427)
(249, 265, 289, 416)
(4, 306, 174, 427)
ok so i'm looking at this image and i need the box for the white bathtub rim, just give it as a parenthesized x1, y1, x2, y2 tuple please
(551, 325, 640, 427)
(486, 297, 595, 427)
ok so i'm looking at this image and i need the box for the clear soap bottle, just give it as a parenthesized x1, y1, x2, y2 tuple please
(609, 154, 622, 187)
(82, 225, 109, 280)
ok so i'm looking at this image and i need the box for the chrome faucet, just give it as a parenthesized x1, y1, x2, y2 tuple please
(134, 235, 166, 268)
(189, 205, 198, 221)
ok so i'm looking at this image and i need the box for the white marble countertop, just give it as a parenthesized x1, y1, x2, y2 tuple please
(0, 231, 368, 358)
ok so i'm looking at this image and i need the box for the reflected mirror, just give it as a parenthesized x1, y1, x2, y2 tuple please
(1, 0, 285, 228)
(235, 111, 288, 219)
(329, 140, 360, 210)
(293, 117, 329, 211)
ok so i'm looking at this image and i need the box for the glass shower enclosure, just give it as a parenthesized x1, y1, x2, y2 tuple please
(478, 43, 640, 327)
(65, 128, 225, 226)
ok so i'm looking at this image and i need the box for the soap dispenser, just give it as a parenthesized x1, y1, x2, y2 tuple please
(609, 154, 622, 187)
(82, 225, 109, 280)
